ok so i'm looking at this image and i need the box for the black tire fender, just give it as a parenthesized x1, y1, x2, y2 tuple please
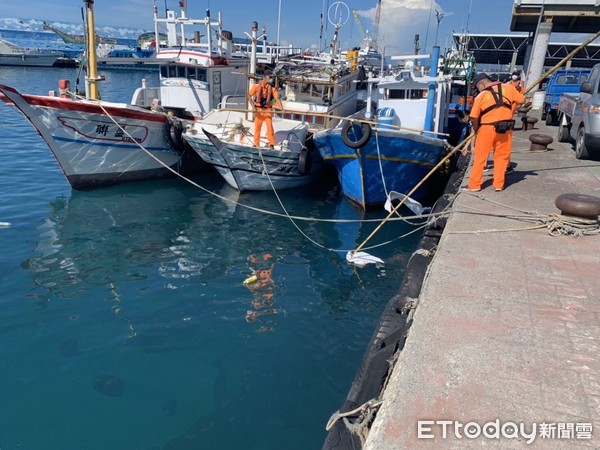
(167, 118, 184, 151)
(555, 193, 600, 219)
(340, 120, 371, 149)
(298, 148, 311, 175)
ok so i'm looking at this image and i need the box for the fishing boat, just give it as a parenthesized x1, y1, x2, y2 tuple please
(42, 21, 117, 45)
(0, 3, 249, 189)
(182, 14, 360, 192)
(186, 117, 317, 191)
(312, 49, 452, 210)
(93, 45, 161, 70)
(0, 38, 64, 67)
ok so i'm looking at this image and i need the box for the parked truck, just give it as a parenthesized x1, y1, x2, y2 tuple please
(557, 63, 600, 159)
(542, 68, 590, 126)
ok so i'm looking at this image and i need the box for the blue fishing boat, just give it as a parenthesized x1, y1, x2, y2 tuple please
(313, 48, 452, 210)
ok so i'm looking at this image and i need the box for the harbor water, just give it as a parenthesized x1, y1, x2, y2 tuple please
(0, 36, 425, 450)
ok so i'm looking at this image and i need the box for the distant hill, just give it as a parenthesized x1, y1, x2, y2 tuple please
(0, 17, 147, 41)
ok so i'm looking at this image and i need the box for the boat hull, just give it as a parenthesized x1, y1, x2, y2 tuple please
(0, 83, 184, 189)
(314, 126, 447, 209)
(0, 54, 61, 67)
(184, 133, 323, 191)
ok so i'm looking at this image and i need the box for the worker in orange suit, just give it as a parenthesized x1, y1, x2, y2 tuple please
(503, 70, 526, 175)
(508, 70, 525, 94)
(466, 72, 524, 192)
(248, 70, 280, 148)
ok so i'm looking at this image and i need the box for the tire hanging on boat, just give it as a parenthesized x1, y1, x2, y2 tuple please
(298, 148, 311, 175)
(340, 120, 371, 149)
(167, 117, 185, 152)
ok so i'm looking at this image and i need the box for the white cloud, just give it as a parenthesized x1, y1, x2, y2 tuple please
(355, 0, 444, 55)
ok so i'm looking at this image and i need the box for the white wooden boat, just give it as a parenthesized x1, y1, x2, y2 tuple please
(183, 110, 321, 191)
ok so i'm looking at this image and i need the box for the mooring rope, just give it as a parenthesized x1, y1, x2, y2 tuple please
(545, 214, 600, 237)
(450, 193, 600, 237)
(68, 91, 451, 255)
(325, 398, 383, 432)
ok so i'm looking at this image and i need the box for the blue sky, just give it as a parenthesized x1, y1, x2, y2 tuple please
(0, 0, 581, 54)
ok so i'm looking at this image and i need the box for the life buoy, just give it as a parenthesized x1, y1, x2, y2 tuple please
(298, 148, 311, 175)
(167, 118, 184, 151)
(555, 193, 600, 219)
(340, 120, 371, 149)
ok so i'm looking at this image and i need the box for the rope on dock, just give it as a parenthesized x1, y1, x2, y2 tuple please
(325, 398, 383, 444)
(450, 193, 600, 237)
(545, 214, 600, 237)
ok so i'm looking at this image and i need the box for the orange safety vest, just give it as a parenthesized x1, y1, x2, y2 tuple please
(476, 83, 514, 126)
(254, 80, 273, 109)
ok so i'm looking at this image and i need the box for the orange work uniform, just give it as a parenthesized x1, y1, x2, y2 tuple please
(248, 80, 279, 147)
(468, 82, 524, 191)
(508, 79, 524, 95)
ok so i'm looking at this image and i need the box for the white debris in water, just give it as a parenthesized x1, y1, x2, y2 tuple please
(346, 251, 384, 267)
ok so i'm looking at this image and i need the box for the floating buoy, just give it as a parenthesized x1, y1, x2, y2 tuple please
(555, 193, 600, 220)
(243, 275, 258, 285)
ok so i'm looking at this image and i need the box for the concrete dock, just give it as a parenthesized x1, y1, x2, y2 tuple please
(364, 115, 600, 449)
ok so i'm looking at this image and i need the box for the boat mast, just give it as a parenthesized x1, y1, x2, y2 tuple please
(244, 22, 266, 121)
(84, 0, 101, 100)
(153, 4, 160, 53)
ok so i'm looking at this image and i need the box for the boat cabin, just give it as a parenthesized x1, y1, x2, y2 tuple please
(130, 8, 249, 118)
(276, 63, 359, 129)
(376, 68, 451, 134)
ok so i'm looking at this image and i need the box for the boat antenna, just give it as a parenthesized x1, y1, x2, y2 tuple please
(465, 0, 473, 34)
(423, 0, 433, 52)
(276, 0, 282, 62)
(319, 12, 323, 48)
(74, 6, 85, 94)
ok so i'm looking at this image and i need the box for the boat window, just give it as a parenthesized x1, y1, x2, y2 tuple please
(410, 89, 427, 99)
(196, 68, 207, 82)
(389, 90, 406, 99)
(168, 65, 178, 78)
(556, 75, 566, 84)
